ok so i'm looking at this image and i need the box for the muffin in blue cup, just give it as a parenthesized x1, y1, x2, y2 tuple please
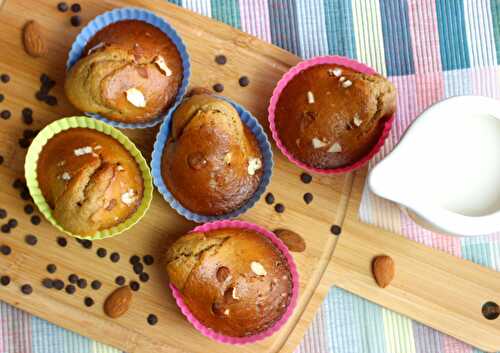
(65, 7, 191, 129)
(151, 92, 273, 223)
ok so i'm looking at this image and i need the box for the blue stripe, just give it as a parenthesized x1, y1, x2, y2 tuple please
(443, 69, 472, 97)
(412, 321, 444, 353)
(492, 0, 500, 64)
(31, 317, 92, 353)
(268, 0, 302, 56)
(379, 0, 415, 75)
(167, 0, 182, 6)
(323, 0, 357, 58)
(461, 239, 492, 268)
(435, 0, 471, 70)
(210, 0, 241, 29)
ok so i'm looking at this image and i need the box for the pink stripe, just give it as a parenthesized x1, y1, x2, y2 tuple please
(470, 66, 500, 98)
(442, 335, 474, 353)
(239, 0, 272, 43)
(414, 71, 445, 114)
(1, 304, 32, 353)
(407, 0, 443, 73)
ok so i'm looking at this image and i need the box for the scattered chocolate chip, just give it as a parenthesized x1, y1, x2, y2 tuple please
(274, 203, 285, 213)
(25, 234, 37, 246)
(143, 255, 154, 266)
(330, 225, 342, 235)
(265, 192, 275, 205)
(0, 245, 11, 255)
(133, 263, 144, 275)
(110, 252, 120, 263)
(147, 314, 158, 325)
(129, 255, 140, 265)
(300, 173, 312, 184)
(303, 192, 313, 204)
(0, 209, 6, 219)
(212, 83, 224, 93)
(0, 93, 4, 102)
(21, 284, 32, 295)
(31, 215, 41, 225)
(42, 278, 53, 289)
(84, 297, 94, 307)
(57, 2, 68, 12)
(77, 278, 87, 289)
(215, 54, 227, 65)
(115, 276, 125, 286)
(22, 114, 33, 125)
(81, 239, 92, 249)
(57, 237, 67, 247)
(0, 74, 10, 83)
(22, 107, 32, 119)
(46, 264, 57, 273)
(35, 91, 46, 101)
(1, 224, 10, 234)
(91, 280, 101, 290)
(0, 155, 3, 165)
(7, 219, 17, 228)
(1, 110, 11, 119)
(24, 204, 34, 214)
(20, 189, 31, 201)
(0, 276, 10, 286)
(68, 274, 78, 284)
(70, 15, 81, 27)
(12, 179, 21, 189)
(19, 138, 31, 148)
(45, 96, 57, 106)
(238, 76, 250, 87)
(130, 281, 140, 291)
(96, 248, 107, 257)
(23, 129, 36, 139)
(70, 3, 81, 12)
(65, 284, 76, 294)
(139, 272, 149, 283)
(53, 279, 64, 290)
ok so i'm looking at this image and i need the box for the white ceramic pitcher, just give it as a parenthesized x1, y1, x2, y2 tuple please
(368, 95, 500, 236)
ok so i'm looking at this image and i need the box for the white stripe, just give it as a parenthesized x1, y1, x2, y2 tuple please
(296, 0, 329, 58)
(463, 0, 496, 67)
(182, 0, 211, 17)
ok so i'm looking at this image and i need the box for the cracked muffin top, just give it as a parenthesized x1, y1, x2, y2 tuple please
(37, 128, 144, 236)
(165, 228, 292, 337)
(275, 64, 396, 169)
(64, 20, 183, 123)
(161, 93, 263, 216)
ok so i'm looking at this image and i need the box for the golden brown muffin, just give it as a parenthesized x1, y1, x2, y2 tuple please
(275, 64, 396, 169)
(162, 94, 263, 216)
(37, 128, 144, 235)
(166, 228, 293, 337)
(65, 20, 183, 123)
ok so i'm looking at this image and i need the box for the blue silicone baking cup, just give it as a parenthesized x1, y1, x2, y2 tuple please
(65, 7, 191, 129)
(151, 96, 274, 223)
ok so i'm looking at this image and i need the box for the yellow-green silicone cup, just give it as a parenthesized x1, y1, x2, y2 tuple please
(25, 116, 153, 240)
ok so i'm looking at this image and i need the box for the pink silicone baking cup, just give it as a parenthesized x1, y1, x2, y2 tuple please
(169, 220, 300, 345)
(268, 55, 396, 175)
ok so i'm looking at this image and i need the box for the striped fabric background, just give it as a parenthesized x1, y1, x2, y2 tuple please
(1, 0, 500, 352)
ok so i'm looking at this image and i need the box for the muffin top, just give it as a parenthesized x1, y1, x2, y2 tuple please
(166, 228, 293, 337)
(65, 20, 183, 123)
(37, 128, 144, 235)
(162, 94, 263, 216)
(275, 64, 396, 169)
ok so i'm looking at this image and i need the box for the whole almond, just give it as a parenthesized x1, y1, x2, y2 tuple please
(274, 229, 306, 253)
(372, 255, 395, 288)
(104, 286, 133, 318)
(23, 20, 47, 58)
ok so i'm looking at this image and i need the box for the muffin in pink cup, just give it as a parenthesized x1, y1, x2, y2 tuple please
(268, 55, 396, 174)
(165, 220, 299, 344)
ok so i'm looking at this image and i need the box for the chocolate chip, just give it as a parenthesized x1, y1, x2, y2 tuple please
(70, 15, 81, 27)
(115, 276, 125, 286)
(212, 83, 224, 93)
(65, 284, 76, 294)
(147, 314, 158, 325)
(0, 94, 4, 102)
(19, 138, 30, 148)
(7, 219, 17, 228)
(300, 173, 312, 184)
(1, 110, 11, 119)
(45, 96, 57, 106)
(22, 114, 33, 125)
(23, 129, 36, 139)
(35, 91, 46, 101)
(143, 255, 154, 266)
(46, 264, 57, 273)
(84, 297, 94, 307)
(57, 237, 67, 247)
(57, 2, 68, 12)
(133, 263, 144, 275)
(130, 281, 140, 291)
(238, 76, 250, 87)
(70, 3, 81, 12)
(129, 255, 140, 265)
(330, 225, 342, 235)
(25, 234, 37, 246)
(215, 55, 227, 65)
(274, 203, 285, 213)
(68, 274, 78, 283)
(0, 276, 10, 286)
(265, 193, 275, 205)
(303, 192, 313, 204)
(24, 204, 34, 214)
(1, 224, 10, 234)
(20, 189, 31, 200)
(96, 248, 107, 258)
(13, 179, 25, 188)
(110, 252, 120, 263)
(0, 245, 11, 255)
(81, 239, 92, 249)
(53, 279, 64, 290)
(22, 108, 32, 118)
(31, 215, 41, 225)
(91, 280, 101, 290)
(0, 209, 6, 219)
(0, 155, 3, 165)
(21, 284, 32, 295)
(77, 278, 87, 289)
(0, 74, 10, 83)
(139, 272, 149, 283)
(42, 278, 53, 289)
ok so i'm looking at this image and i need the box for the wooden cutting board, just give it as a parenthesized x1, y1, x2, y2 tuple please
(0, 1, 499, 352)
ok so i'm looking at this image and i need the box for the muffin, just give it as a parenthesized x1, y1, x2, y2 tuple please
(274, 63, 396, 169)
(37, 128, 144, 235)
(161, 93, 263, 216)
(166, 228, 293, 337)
(65, 19, 183, 124)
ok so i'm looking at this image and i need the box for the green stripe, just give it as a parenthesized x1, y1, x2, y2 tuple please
(492, 0, 500, 64)
(210, 0, 241, 29)
(167, 0, 182, 5)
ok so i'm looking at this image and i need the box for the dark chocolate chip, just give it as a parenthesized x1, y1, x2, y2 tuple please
(31, 215, 41, 225)
(42, 278, 53, 289)
(0, 245, 11, 255)
(77, 278, 87, 289)
(139, 272, 149, 283)
(96, 248, 107, 257)
(300, 173, 312, 184)
(45, 96, 57, 106)
(238, 76, 250, 87)
(70, 3, 81, 12)
(110, 252, 120, 263)
(84, 297, 94, 307)
(0, 74, 10, 83)
(20, 189, 31, 200)
(0, 275, 10, 286)
(1, 110, 11, 119)
(130, 281, 140, 291)
(303, 192, 313, 204)
(274, 203, 285, 213)
(40, 74, 49, 84)
(0, 155, 3, 165)
(46, 264, 57, 273)
(13, 179, 24, 189)
(133, 262, 144, 275)
(147, 314, 158, 325)
(70, 15, 81, 27)
(19, 138, 31, 148)
(81, 239, 92, 249)
(53, 279, 64, 290)
(21, 284, 32, 295)
(57, 237, 67, 247)
(129, 255, 140, 265)
(68, 274, 78, 283)
(115, 276, 125, 286)
(1, 224, 10, 234)
(65, 284, 76, 294)
(265, 192, 275, 205)
(330, 225, 342, 235)
(7, 219, 17, 228)
(22, 107, 32, 118)
(25, 234, 37, 246)
(57, 2, 68, 12)
(143, 255, 154, 266)
(23, 129, 36, 139)
(212, 83, 224, 93)
(215, 55, 227, 65)
(24, 204, 34, 215)
(0, 93, 4, 102)
(0, 209, 6, 219)
(91, 280, 101, 290)
(22, 114, 33, 125)
(35, 91, 46, 101)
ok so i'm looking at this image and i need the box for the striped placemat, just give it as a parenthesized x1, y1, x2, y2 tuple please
(1, 1, 499, 353)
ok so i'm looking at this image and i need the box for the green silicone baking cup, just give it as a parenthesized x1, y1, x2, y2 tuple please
(24, 116, 153, 240)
